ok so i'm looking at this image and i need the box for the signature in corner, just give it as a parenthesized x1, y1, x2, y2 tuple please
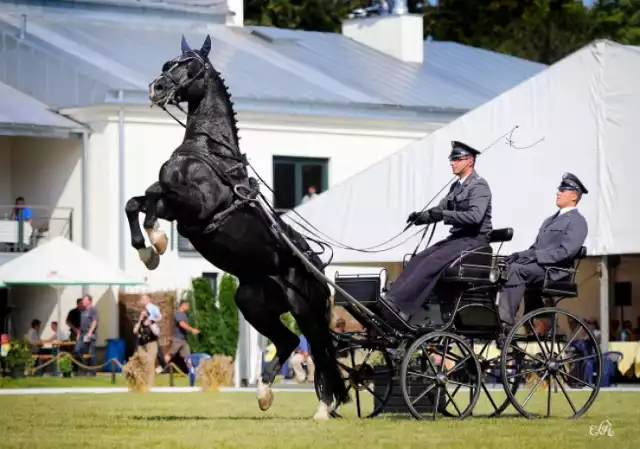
(589, 420, 615, 437)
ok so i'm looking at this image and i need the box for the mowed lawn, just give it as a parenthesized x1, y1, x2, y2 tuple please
(0, 390, 636, 449)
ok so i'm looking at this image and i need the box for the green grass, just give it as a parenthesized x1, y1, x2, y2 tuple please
(0, 390, 636, 449)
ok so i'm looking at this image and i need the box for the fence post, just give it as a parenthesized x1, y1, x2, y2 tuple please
(111, 359, 116, 384)
(169, 363, 174, 387)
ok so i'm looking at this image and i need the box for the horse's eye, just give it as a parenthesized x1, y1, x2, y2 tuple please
(162, 62, 171, 72)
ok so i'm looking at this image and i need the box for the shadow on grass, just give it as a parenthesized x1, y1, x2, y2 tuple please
(131, 415, 213, 421)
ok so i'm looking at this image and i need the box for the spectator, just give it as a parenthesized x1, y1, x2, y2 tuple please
(25, 319, 41, 354)
(75, 295, 98, 375)
(164, 300, 199, 375)
(66, 298, 83, 341)
(620, 320, 635, 341)
(138, 294, 167, 374)
(289, 334, 314, 383)
(11, 197, 32, 223)
(300, 186, 317, 204)
(133, 309, 160, 386)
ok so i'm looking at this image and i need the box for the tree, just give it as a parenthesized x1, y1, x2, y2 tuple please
(216, 273, 240, 357)
(185, 276, 221, 355)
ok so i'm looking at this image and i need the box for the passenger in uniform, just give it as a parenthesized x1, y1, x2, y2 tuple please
(497, 172, 589, 328)
(381, 141, 493, 321)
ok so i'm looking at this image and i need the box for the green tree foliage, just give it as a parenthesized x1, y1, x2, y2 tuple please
(217, 273, 240, 357)
(245, 0, 640, 65)
(184, 274, 240, 357)
(244, 0, 363, 32)
(185, 276, 221, 354)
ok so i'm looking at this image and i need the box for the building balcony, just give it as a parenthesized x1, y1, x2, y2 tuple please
(0, 204, 74, 265)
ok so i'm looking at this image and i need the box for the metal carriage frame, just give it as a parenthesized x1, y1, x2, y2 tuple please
(257, 198, 603, 421)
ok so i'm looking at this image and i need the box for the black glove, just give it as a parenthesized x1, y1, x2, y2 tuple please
(406, 211, 420, 224)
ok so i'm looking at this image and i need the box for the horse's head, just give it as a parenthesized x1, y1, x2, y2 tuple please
(149, 35, 212, 106)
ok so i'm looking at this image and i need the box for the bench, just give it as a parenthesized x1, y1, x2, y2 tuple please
(441, 227, 514, 284)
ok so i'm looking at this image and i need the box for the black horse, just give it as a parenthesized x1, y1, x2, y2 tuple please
(124, 35, 349, 419)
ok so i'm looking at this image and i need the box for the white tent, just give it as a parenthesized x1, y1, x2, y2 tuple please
(282, 40, 640, 264)
(0, 237, 145, 343)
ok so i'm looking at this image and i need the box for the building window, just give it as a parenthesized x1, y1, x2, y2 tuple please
(272, 156, 328, 214)
(202, 272, 218, 293)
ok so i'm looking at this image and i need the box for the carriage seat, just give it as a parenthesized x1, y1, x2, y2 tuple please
(441, 228, 514, 283)
(538, 246, 587, 298)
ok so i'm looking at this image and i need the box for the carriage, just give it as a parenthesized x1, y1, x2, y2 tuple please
(289, 226, 604, 421)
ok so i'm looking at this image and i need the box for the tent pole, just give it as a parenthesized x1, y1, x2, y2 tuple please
(81, 131, 90, 296)
(599, 255, 610, 355)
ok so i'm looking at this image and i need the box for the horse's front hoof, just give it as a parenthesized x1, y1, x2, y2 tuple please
(147, 230, 168, 255)
(256, 379, 274, 411)
(138, 247, 160, 270)
(313, 402, 331, 421)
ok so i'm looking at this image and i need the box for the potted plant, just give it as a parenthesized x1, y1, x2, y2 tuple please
(59, 355, 73, 378)
(6, 338, 33, 379)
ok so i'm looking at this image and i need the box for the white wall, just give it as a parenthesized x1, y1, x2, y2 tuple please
(0, 136, 13, 207)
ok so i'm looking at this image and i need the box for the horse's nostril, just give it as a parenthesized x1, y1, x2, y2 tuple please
(155, 82, 165, 92)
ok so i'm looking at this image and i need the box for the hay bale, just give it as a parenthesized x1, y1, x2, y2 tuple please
(123, 349, 155, 392)
(197, 355, 234, 391)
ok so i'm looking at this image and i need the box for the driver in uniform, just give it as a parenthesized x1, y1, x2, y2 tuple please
(380, 141, 493, 322)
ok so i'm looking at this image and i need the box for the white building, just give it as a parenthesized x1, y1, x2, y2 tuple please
(0, 0, 545, 372)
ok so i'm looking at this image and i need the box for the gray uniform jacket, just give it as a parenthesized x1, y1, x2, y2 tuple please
(527, 208, 588, 269)
(435, 170, 493, 238)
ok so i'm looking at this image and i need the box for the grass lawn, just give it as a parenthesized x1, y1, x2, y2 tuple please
(0, 390, 635, 449)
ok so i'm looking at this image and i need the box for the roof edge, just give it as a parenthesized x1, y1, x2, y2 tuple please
(102, 89, 468, 121)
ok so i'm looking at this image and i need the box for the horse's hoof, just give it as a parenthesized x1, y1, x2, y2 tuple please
(313, 402, 331, 421)
(138, 247, 160, 270)
(256, 379, 274, 411)
(147, 230, 168, 255)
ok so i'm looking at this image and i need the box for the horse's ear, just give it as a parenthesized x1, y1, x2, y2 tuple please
(181, 35, 191, 54)
(200, 35, 211, 58)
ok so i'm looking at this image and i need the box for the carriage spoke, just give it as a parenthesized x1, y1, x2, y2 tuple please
(508, 344, 546, 365)
(521, 371, 548, 408)
(411, 383, 437, 406)
(558, 353, 598, 365)
(432, 386, 441, 420)
(363, 384, 386, 404)
(506, 366, 547, 380)
(554, 374, 579, 414)
(555, 366, 596, 390)
(447, 379, 477, 389)
(407, 370, 437, 380)
(444, 388, 462, 416)
(481, 381, 500, 412)
(556, 327, 582, 360)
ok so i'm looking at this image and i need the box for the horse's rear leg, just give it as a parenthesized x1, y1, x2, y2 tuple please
(235, 276, 300, 412)
(284, 268, 349, 421)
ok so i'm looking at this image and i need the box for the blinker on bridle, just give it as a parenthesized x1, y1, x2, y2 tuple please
(149, 50, 207, 121)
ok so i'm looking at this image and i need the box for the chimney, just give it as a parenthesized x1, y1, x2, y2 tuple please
(341, 0, 424, 64)
(226, 0, 244, 27)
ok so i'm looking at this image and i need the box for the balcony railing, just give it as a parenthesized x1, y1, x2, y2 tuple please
(0, 205, 74, 253)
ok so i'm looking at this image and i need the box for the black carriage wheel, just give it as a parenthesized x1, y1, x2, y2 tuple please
(315, 344, 395, 419)
(473, 342, 521, 418)
(400, 331, 482, 420)
(500, 307, 603, 420)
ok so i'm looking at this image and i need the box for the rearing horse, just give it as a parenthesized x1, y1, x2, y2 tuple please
(124, 35, 349, 420)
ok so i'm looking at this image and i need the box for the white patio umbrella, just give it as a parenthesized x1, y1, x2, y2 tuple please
(0, 236, 146, 347)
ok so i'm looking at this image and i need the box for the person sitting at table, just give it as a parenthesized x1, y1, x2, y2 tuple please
(10, 197, 32, 223)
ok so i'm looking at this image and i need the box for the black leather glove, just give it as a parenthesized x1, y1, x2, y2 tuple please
(406, 211, 420, 224)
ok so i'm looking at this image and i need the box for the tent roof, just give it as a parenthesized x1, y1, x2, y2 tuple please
(282, 40, 640, 262)
(0, 80, 87, 137)
(0, 237, 144, 286)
